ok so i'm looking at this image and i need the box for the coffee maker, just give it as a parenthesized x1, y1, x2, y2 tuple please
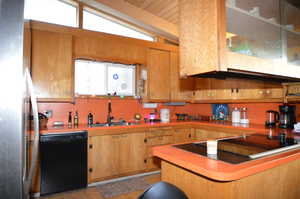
(265, 110, 279, 127)
(279, 105, 296, 129)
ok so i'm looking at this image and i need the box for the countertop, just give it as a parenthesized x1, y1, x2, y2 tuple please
(151, 122, 300, 182)
(37, 120, 300, 181)
(39, 120, 291, 135)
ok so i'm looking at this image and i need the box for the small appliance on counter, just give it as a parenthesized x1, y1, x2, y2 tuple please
(160, 108, 170, 123)
(175, 113, 188, 121)
(279, 104, 296, 129)
(265, 110, 279, 127)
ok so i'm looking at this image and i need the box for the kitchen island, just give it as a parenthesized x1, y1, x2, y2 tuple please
(153, 133, 300, 199)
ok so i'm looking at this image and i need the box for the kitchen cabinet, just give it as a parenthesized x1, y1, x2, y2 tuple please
(179, 0, 300, 79)
(173, 128, 195, 143)
(31, 29, 74, 102)
(146, 48, 171, 101)
(170, 52, 195, 101)
(194, 129, 231, 140)
(145, 128, 174, 170)
(88, 132, 146, 182)
(143, 49, 195, 102)
(193, 77, 283, 102)
(194, 127, 246, 141)
(283, 82, 300, 102)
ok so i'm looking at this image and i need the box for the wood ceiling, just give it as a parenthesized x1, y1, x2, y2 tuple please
(124, 0, 179, 25)
(124, 0, 300, 28)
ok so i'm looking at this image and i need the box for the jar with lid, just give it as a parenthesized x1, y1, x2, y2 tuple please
(240, 107, 249, 124)
(231, 107, 240, 123)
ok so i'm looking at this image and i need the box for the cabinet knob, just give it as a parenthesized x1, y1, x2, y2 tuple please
(89, 144, 93, 149)
(89, 168, 93, 172)
(144, 138, 147, 143)
(144, 159, 147, 163)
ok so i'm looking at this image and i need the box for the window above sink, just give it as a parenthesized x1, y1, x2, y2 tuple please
(74, 60, 136, 97)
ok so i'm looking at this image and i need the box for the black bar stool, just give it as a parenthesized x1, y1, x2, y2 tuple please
(138, 181, 189, 199)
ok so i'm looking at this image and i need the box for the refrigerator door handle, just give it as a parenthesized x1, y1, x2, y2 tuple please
(23, 68, 40, 197)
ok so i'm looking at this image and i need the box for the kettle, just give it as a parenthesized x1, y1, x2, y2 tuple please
(265, 110, 279, 127)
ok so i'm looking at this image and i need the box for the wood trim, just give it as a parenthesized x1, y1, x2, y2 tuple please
(37, 98, 75, 103)
(82, 3, 156, 40)
(74, 54, 145, 65)
(78, 2, 84, 28)
(191, 98, 283, 104)
(84, 0, 179, 40)
(227, 51, 300, 79)
(88, 169, 149, 183)
(30, 20, 179, 52)
(217, 0, 228, 71)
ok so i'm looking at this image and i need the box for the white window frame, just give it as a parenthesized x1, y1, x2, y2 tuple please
(74, 59, 137, 97)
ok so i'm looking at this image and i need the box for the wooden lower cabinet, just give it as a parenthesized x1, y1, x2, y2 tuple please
(173, 128, 195, 143)
(145, 128, 174, 170)
(162, 159, 300, 199)
(88, 126, 248, 184)
(194, 129, 231, 140)
(88, 132, 147, 182)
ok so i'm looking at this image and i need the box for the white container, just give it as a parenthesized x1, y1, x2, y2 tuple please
(160, 108, 170, 123)
(232, 107, 240, 123)
(240, 107, 249, 124)
(207, 140, 218, 155)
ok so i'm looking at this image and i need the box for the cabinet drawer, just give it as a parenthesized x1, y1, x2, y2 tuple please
(147, 129, 173, 137)
(146, 135, 173, 146)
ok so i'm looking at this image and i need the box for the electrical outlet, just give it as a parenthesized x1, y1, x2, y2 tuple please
(44, 110, 53, 118)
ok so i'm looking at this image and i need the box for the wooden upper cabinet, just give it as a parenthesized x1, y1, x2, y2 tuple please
(179, 0, 300, 79)
(147, 48, 171, 101)
(170, 52, 195, 101)
(31, 29, 73, 102)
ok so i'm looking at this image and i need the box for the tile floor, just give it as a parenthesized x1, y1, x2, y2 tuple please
(39, 174, 161, 199)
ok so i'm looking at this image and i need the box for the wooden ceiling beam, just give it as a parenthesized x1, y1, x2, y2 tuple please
(81, 0, 179, 40)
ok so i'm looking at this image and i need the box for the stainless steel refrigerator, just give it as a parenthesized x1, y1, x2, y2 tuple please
(0, 0, 39, 198)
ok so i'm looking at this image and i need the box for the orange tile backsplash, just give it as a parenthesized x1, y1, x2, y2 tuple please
(38, 98, 299, 126)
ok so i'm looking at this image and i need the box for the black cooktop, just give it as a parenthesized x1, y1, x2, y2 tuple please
(174, 134, 300, 164)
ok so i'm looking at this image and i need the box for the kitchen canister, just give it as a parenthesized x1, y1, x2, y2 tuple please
(160, 108, 170, 123)
(231, 107, 240, 123)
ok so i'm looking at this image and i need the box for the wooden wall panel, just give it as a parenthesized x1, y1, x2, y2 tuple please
(73, 35, 147, 65)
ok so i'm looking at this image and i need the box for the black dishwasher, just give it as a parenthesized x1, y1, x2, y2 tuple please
(40, 131, 87, 196)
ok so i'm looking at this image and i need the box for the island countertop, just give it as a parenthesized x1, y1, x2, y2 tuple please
(152, 131, 300, 181)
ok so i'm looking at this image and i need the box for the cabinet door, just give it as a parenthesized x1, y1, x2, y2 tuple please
(89, 133, 146, 182)
(147, 48, 170, 101)
(31, 30, 73, 102)
(89, 135, 119, 181)
(170, 52, 195, 101)
(118, 133, 147, 174)
(173, 128, 194, 143)
(194, 129, 233, 140)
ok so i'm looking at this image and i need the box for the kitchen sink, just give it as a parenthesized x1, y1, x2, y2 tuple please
(90, 121, 141, 127)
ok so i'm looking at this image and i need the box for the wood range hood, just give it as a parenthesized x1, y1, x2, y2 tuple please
(178, 0, 300, 83)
